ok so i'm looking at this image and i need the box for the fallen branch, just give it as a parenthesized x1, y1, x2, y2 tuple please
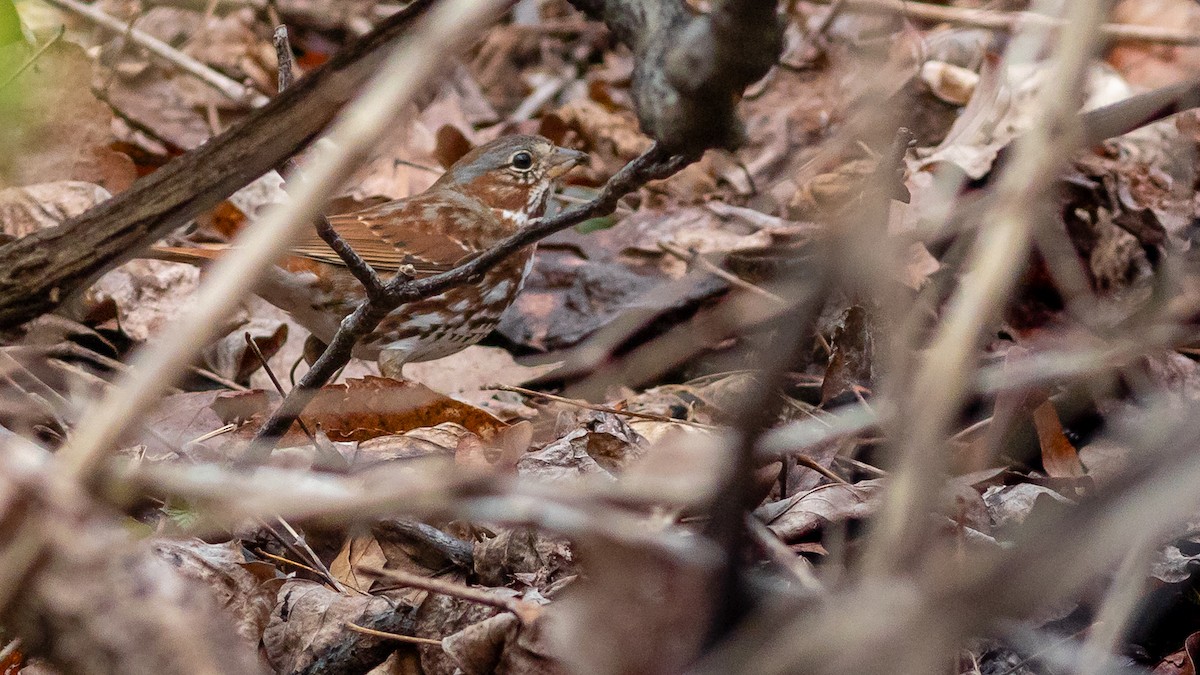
(245, 144, 695, 461)
(803, 0, 1200, 47)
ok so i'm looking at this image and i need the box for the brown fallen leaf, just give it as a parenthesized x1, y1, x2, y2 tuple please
(105, 69, 214, 151)
(454, 420, 532, 473)
(225, 377, 510, 446)
(140, 390, 231, 460)
(517, 429, 615, 483)
(203, 319, 289, 384)
(86, 259, 202, 343)
(442, 611, 561, 675)
(551, 97, 650, 161)
(981, 483, 1074, 536)
(473, 527, 574, 590)
(515, 412, 645, 484)
(761, 480, 883, 544)
(402, 345, 560, 395)
(1154, 631, 1200, 675)
(356, 422, 476, 466)
(413, 585, 502, 675)
(330, 535, 388, 594)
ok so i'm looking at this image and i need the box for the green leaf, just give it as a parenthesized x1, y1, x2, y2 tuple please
(574, 215, 618, 234)
(163, 500, 201, 529)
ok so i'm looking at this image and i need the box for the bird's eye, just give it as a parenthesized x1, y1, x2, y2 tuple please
(510, 151, 533, 171)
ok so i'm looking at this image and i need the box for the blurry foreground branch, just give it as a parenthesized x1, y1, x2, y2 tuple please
(865, 0, 1116, 575)
(805, 0, 1200, 46)
(0, 439, 268, 674)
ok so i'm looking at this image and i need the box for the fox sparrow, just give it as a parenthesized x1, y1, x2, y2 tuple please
(159, 135, 587, 373)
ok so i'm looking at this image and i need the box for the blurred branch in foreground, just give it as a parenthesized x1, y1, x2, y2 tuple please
(804, 0, 1200, 47)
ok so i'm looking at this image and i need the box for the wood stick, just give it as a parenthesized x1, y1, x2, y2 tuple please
(803, 0, 1200, 46)
(43, 0, 269, 106)
(360, 566, 542, 623)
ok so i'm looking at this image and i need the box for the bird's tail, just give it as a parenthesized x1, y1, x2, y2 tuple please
(145, 245, 227, 265)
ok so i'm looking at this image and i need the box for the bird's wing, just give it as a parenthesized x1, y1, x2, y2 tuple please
(290, 190, 486, 276)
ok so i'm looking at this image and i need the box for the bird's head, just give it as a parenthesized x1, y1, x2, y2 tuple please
(436, 135, 588, 226)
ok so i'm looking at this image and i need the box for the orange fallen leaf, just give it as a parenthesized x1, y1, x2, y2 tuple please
(1031, 400, 1086, 478)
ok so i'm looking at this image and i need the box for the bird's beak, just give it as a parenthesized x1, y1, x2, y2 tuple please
(546, 146, 589, 179)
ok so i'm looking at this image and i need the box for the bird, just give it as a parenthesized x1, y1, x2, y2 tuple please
(156, 135, 588, 376)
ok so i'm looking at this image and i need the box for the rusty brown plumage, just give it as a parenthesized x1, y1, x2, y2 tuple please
(156, 135, 587, 374)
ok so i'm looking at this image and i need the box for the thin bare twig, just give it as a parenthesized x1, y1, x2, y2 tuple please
(344, 622, 443, 646)
(43, 0, 270, 106)
(793, 455, 850, 486)
(488, 383, 720, 430)
(744, 515, 823, 593)
(242, 332, 317, 444)
(271, 516, 350, 595)
(803, 0, 1200, 46)
(0, 26, 64, 92)
(361, 566, 542, 623)
(273, 24, 388, 298)
(256, 550, 322, 576)
(188, 364, 249, 391)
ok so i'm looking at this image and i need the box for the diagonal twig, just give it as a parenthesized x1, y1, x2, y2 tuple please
(360, 565, 542, 623)
(44, 0, 270, 106)
(0, 26, 64, 92)
(803, 0, 1200, 46)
